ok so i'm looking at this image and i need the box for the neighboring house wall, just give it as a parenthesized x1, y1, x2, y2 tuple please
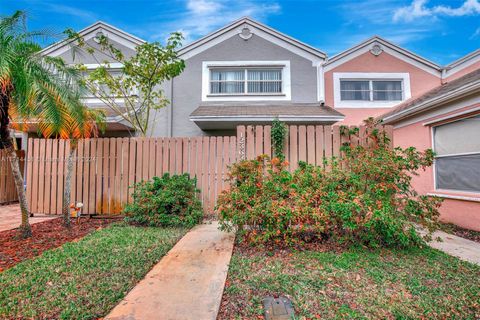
(171, 34, 321, 136)
(392, 95, 480, 231)
(324, 51, 441, 125)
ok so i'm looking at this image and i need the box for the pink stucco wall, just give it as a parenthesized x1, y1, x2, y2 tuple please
(325, 51, 441, 124)
(445, 59, 480, 82)
(393, 103, 480, 231)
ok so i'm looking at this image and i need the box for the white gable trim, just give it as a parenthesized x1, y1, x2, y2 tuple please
(324, 37, 441, 77)
(178, 17, 326, 66)
(41, 21, 145, 57)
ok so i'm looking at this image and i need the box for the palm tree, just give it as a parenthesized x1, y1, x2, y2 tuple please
(0, 11, 104, 237)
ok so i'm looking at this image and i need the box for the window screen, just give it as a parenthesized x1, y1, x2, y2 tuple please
(340, 80, 403, 101)
(340, 80, 370, 100)
(434, 115, 480, 192)
(372, 81, 402, 101)
(210, 70, 245, 94)
(210, 68, 282, 94)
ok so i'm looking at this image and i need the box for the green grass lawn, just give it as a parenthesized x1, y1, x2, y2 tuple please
(220, 245, 480, 319)
(0, 223, 187, 319)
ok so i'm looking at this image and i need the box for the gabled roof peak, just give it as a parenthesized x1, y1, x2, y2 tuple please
(178, 16, 326, 63)
(325, 36, 442, 72)
(40, 20, 145, 57)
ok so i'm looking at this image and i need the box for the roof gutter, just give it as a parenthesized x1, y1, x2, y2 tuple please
(189, 115, 345, 122)
(382, 80, 480, 124)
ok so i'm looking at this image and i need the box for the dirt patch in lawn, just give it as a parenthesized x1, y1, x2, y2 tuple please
(0, 217, 121, 271)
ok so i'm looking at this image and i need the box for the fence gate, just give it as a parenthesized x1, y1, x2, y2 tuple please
(0, 150, 25, 205)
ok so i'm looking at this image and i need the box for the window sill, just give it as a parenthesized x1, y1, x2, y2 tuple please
(206, 93, 286, 97)
(428, 191, 480, 203)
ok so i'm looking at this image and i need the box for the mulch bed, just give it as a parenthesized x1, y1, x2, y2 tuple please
(0, 217, 121, 272)
(440, 223, 480, 243)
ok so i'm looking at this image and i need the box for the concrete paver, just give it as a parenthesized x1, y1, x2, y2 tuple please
(106, 221, 235, 320)
(0, 204, 55, 232)
(427, 229, 480, 266)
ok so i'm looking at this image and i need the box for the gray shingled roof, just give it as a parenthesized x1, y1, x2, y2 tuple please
(190, 103, 344, 118)
(381, 69, 480, 123)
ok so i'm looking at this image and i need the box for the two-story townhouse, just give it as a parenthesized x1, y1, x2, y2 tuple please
(31, 17, 479, 140)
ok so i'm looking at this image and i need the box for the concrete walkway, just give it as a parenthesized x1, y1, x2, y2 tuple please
(0, 204, 55, 232)
(106, 222, 235, 320)
(427, 230, 480, 266)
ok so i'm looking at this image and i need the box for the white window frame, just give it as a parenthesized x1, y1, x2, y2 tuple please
(333, 72, 411, 108)
(202, 61, 291, 101)
(431, 114, 480, 194)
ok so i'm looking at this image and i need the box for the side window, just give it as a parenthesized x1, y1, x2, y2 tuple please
(434, 115, 480, 193)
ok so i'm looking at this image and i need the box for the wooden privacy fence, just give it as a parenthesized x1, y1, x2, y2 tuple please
(25, 124, 392, 215)
(0, 150, 25, 204)
(26, 136, 237, 215)
(238, 124, 393, 171)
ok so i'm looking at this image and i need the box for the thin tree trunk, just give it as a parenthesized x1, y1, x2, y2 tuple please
(1, 90, 31, 238)
(6, 143, 31, 237)
(62, 140, 77, 228)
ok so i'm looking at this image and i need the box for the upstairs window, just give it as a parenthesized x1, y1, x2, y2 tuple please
(433, 115, 480, 193)
(210, 68, 282, 95)
(340, 80, 403, 101)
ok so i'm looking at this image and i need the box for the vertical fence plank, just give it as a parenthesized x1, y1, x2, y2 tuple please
(102, 139, 110, 213)
(114, 138, 122, 213)
(121, 138, 130, 209)
(108, 138, 117, 214)
(128, 139, 136, 202)
(208, 137, 216, 213)
(162, 138, 169, 174)
(324, 126, 332, 170)
(236, 126, 245, 161)
(95, 139, 104, 214)
(37, 139, 46, 213)
(175, 138, 182, 174)
(221, 136, 230, 193)
(135, 138, 143, 185)
(289, 125, 298, 171)
(201, 137, 209, 213)
(189, 138, 196, 178)
(155, 138, 163, 177)
(332, 126, 341, 160)
(215, 137, 223, 208)
(298, 125, 307, 163)
(255, 126, 263, 156)
(169, 138, 176, 174)
(182, 137, 189, 174)
(142, 138, 149, 181)
(246, 125, 255, 160)
(50, 140, 59, 214)
(82, 140, 91, 213)
(306, 125, 315, 165)
(315, 126, 324, 167)
(148, 138, 156, 180)
(55, 140, 65, 215)
(263, 125, 272, 159)
(26, 139, 34, 207)
(44, 139, 52, 214)
(75, 140, 85, 211)
(88, 139, 97, 214)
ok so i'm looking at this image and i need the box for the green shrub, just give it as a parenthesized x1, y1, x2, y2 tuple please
(124, 173, 203, 227)
(217, 121, 442, 248)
